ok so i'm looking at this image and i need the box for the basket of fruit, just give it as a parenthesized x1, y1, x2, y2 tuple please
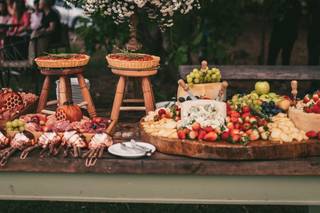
(106, 52, 160, 70)
(35, 53, 90, 68)
(177, 61, 224, 100)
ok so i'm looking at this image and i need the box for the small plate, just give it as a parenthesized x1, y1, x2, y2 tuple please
(108, 142, 156, 158)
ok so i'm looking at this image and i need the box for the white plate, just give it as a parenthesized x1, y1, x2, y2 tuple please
(108, 142, 156, 158)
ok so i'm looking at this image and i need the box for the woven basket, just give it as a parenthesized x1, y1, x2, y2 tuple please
(106, 54, 160, 70)
(35, 54, 90, 68)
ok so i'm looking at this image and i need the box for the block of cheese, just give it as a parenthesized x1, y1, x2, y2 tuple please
(288, 107, 320, 132)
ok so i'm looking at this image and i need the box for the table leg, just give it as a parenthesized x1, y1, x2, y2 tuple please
(77, 74, 96, 118)
(141, 77, 155, 113)
(58, 76, 68, 106)
(37, 76, 50, 113)
(110, 76, 126, 122)
(65, 77, 72, 102)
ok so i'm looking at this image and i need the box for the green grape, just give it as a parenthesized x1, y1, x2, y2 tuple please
(194, 78, 200, 84)
(12, 120, 19, 128)
(194, 73, 200, 79)
(189, 73, 195, 78)
(17, 120, 24, 127)
(187, 77, 193, 83)
(19, 126, 25, 132)
(5, 121, 12, 128)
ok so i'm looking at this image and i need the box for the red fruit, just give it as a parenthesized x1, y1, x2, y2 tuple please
(234, 123, 240, 130)
(230, 129, 240, 136)
(311, 105, 320, 113)
(241, 112, 250, 119)
(230, 116, 238, 123)
(242, 106, 250, 113)
(258, 118, 268, 127)
(317, 101, 320, 107)
(242, 122, 251, 131)
(231, 134, 240, 143)
(313, 94, 319, 102)
(188, 130, 198, 140)
(304, 107, 312, 113)
(177, 129, 186, 139)
(192, 122, 201, 131)
(249, 116, 257, 124)
(183, 128, 191, 134)
(306, 131, 317, 138)
(230, 111, 240, 118)
(249, 130, 260, 141)
(226, 103, 231, 112)
(175, 116, 181, 121)
(221, 131, 230, 141)
(203, 126, 214, 133)
(204, 131, 218, 142)
(158, 109, 166, 116)
(198, 130, 207, 140)
(303, 96, 310, 103)
(246, 129, 253, 135)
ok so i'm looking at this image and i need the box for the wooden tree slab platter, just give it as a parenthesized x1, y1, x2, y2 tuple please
(140, 122, 320, 160)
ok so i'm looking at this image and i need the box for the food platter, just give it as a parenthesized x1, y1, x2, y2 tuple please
(140, 123, 319, 160)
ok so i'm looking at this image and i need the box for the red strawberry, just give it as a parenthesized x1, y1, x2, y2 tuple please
(198, 130, 207, 140)
(230, 116, 238, 123)
(317, 101, 320, 107)
(158, 109, 166, 116)
(204, 132, 218, 142)
(258, 118, 268, 127)
(234, 123, 240, 130)
(230, 111, 240, 118)
(313, 94, 319, 102)
(188, 130, 198, 140)
(242, 122, 251, 131)
(230, 129, 240, 136)
(311, 105, 320, 113)
(242, 106, 250, 113)
(304, 107, 312, 113)
(192, 122, 201, 131)
(306, 130, 317, 139)
(231, 134, 240, 143)
(221, 131, 230, 141)
(249, 129, 260, 141)
(203, 126, 214, 133)
(177, 129, 186, 139)
(241, 112, 251, 119)
(303, 95, 310, 103)
(249, 116, 257, 124)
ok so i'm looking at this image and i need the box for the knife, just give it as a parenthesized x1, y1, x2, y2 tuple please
(178, 79, 197, 101)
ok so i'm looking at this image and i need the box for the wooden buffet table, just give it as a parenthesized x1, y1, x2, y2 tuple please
(0, 122, 319, 213)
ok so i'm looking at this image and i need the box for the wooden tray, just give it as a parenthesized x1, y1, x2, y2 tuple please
(140, 122, 320, 160)
(0, 100, 38, 129)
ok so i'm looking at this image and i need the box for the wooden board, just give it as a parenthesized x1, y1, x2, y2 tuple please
(179, 65, 320, 80)
(140, 122, 320, 160)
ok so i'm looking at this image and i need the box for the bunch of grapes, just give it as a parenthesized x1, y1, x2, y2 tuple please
(5, 119, 25, 132)
(186, 67, 221, 86)
(261, 101, 282, 117)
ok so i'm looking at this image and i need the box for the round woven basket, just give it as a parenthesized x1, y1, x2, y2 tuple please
(106, 53, 160, 70)
(35, 54, 90, 68)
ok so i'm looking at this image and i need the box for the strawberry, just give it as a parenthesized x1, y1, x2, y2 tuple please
(313, 94, 319, 102)
(177, 129, 186, 139)
(192, 122, 201, 131)
(221, 131, 230, 141)
(304, 107, 312, 113)
(198, 130, 207, 140)
(231, 134, 240, 143)
(311, 105, 320, 113)
(188, 130, 198, 140)
(230, 116, 238, 123)
(249, 116, 257, 124)
(303, 95, 310, 104)
(242, 106, 250, 113)
(317, 101, 320, 107)
(306, 130, 317, 138)
(258, 118, 268, 127)
(204, 132, 218, 142)
(203, 126, 214, 133)
(175, 116, 181, 121)
(242, 122, 251, 131)
(249, 129, 260, 141)
(234, 123, 240, 130)
(230, 111, 240, 118)
(230, 129, 240, 136)
(241, 112, 251, 119)
(158, 108, 166, 117)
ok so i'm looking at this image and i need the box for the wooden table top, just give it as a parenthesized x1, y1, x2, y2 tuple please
(1, 122, 320, 176)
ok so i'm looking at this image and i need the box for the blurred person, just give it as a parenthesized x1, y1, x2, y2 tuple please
(267, 0, 301, 65)
(30, 0, 61, 56)
(0, 0, 10, 24)
(30, 0, 42, 30)
(4, 0, 30, 60)
(307, 0, 320, 65)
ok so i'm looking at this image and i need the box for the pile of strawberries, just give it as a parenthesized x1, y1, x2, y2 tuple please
(177, 104, 270, 144)
(306, 130, 320, 140)
(157, 105, 181, 121)
(303, 91, 320, 114)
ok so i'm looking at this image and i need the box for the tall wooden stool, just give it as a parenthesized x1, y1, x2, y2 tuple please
(110, 69, 157, 122)
(37, 66, 97, 118)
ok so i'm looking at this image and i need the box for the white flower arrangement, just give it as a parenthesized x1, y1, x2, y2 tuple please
(74, 0, 200, 30)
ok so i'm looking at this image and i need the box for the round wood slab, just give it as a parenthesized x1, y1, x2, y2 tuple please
(140, 123, 320, 160)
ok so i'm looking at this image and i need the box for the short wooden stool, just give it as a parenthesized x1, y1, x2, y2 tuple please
(110, 69, 157, 122)
(37, 66, 97, 118)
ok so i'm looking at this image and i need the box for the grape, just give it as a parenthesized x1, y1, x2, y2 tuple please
(194, 78, 200, 84)
(17, 120, 24, 127)
(12, 120, 19, 128)
(19, 126, 25, 132)
(187, 77, 193, 83)
(5, 121, 12, 128)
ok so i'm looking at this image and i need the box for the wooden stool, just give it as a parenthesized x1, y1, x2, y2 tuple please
(110, 69, 157, 122)
(37, 66, 97, 118)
